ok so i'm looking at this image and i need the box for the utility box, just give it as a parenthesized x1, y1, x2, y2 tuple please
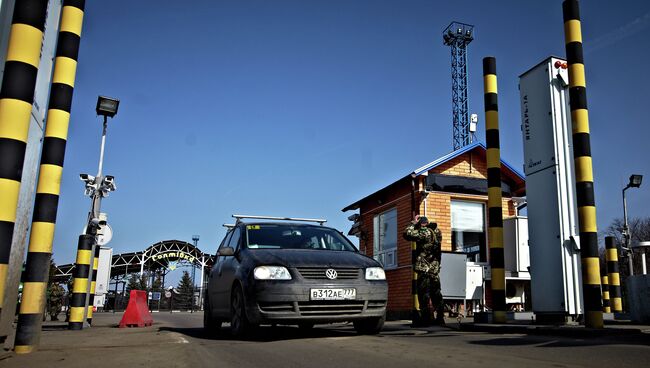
(519, 57, 583, 322)
(504, 217, 530, 274)
(94, 247, 113, 311)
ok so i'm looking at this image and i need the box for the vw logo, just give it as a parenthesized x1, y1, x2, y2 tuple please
(325, 269, 337, 280)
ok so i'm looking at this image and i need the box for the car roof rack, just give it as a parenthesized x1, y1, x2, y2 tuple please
(222, 223, 236, 229)
(232, 214, 327, 226)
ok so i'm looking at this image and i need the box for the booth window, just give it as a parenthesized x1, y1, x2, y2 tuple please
(451, 200, 486, 262)
(373, 208, 397, 268)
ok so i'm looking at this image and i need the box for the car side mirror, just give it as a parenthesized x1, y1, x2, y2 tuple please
(217, 247, 235, 257)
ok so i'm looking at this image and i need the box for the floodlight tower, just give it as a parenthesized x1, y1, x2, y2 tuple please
(443, 22, 474, 150)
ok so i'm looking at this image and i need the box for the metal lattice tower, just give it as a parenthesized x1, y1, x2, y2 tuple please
(443, 22, 474, 150)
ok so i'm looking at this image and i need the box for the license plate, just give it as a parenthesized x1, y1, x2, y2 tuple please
(310, 288, 356, 300)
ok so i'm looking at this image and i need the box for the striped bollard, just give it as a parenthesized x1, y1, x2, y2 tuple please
(605, 236, 622, 313)
(68, 234, 94, 330)
(0, 0, 49, 320)
(14, 0, 85, 353)
(86, 243, 100, 324)
(601, 275, 610, 313)
(562, 0, 603, 328)
(483, 56, 506, 323)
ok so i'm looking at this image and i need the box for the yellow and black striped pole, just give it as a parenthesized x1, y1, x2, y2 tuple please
(68, 234, 93, 330)
(605, 236, 622, 313)
(562, 0, 603, 328)
(601, 275, 610, 313)
(86, 243, 100, 325)
(0, 0, 49, 319)
(14, 0, 85, 353)
(411, 240, 419, 323)
(483, 56, 506, 324)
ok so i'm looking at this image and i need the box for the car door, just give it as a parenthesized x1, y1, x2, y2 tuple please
(217, 226, 242, 315)
(208, 230, 232, 316)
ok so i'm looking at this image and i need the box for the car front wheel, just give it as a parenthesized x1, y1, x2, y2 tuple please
(230, 286, 254, 338)
(353, 314, 385, 335)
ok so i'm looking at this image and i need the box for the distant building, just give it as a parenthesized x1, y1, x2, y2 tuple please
(342, 142, 528, 319)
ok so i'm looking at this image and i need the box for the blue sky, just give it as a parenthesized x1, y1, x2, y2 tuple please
(51, 0, 650, 270)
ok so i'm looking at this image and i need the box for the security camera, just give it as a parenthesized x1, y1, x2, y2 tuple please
(80, 173, 95, 182)
(90, 218, 100, 226)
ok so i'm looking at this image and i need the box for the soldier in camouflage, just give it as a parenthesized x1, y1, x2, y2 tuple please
(404, 215, 444, 326)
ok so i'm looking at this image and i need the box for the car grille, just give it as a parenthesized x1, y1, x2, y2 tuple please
(258, 300, 374, 316)
(296, 267, 360, 280)
(297, 300, 365, 316)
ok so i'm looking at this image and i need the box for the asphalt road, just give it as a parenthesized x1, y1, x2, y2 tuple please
(151, 312, 650, 368)
(2, 312, 649, 368)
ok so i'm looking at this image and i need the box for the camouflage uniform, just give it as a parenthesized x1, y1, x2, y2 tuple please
(404, 221, 443, 325)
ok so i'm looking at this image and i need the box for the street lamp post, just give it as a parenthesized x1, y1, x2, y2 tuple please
(191, 235, 199, 313)
(622, 174, 643, 276)
(81, 96, 120, 326)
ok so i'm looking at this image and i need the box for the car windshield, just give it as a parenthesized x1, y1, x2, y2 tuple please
(245, 224, 356, 251)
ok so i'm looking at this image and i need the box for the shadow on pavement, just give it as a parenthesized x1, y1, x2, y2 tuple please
(159, 324, 355, 342)
(467, 333, 650, 348)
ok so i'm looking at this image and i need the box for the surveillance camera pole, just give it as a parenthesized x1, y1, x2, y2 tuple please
(623, 185, 633, 276)
(82, 115, 109, 327)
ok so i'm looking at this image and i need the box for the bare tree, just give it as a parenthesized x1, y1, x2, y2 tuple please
(602, 217, 650, 278)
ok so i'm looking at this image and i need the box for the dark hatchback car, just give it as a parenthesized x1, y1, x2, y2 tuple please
(204, 215, 388, 337)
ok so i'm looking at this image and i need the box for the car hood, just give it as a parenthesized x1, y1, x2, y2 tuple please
(246, 249, 380, 269)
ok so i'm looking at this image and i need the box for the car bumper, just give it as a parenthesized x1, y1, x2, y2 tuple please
(245, 281, 388, 324)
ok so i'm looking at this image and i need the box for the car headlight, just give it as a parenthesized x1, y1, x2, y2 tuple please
(365, 267, 386, 280)
(254, 266, 292, 280)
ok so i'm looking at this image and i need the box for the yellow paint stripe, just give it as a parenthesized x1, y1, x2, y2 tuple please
(14, 345, 35, 354)
(606, 248, 618, 261)
(582, 258, 601, 285)
(0, 179, 20, 222)
(488, 228, 503, 248)
(28, 222, 55, 253)
(571, 109, 590, 134)
(60, 6, 84, 36)
(87, 305, 94, 319)
(574, 156, 593, 182)
(578, 206, 597, 233)
(89, 281, 96, 294)
(611, 298, 622, 312)
(76, 249, 92, 265)
(93, 257, 99, 269)
(69, 306, 86, 322)
(585, 311, 603, 328)
(491, 268, 505, 289)
(486, 148, 500, 168)
(0, 264, 7, 301)
(6, 24, 43, 67)
(485, 110, 499, 130)
(608, 273, 620, 286)
(72, 278, 88, 293)
(44, 109, 71, 140)
(603, 307, 611, 313)
(19, 282, 46, 314)
(52, 56, 78, 87)
(36, 164, 63, 195)
(483, 75, 497, 94)
(413, 294, 419, 311)
(487, 187, 502, 206)
(569, 64, 586, 88)
(601, 276, 608, 286)
(602, 291, 609, 299)
(0, 99, 32, 141)
(564, 20, 582, 44)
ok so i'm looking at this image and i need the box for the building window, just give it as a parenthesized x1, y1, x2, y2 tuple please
(373, 208, 397, 268)
(451, 200, 486, 262)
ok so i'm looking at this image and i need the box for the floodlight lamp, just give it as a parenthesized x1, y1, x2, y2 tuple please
(628, 174, 643, 188)
(457, 28, 462, 34)
(96, 96, 120, 118)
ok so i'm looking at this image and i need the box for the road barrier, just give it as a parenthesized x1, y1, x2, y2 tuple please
(119, 290, 153, 328)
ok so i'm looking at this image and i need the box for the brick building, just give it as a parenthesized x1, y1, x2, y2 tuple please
(342, 142, 526, 318)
